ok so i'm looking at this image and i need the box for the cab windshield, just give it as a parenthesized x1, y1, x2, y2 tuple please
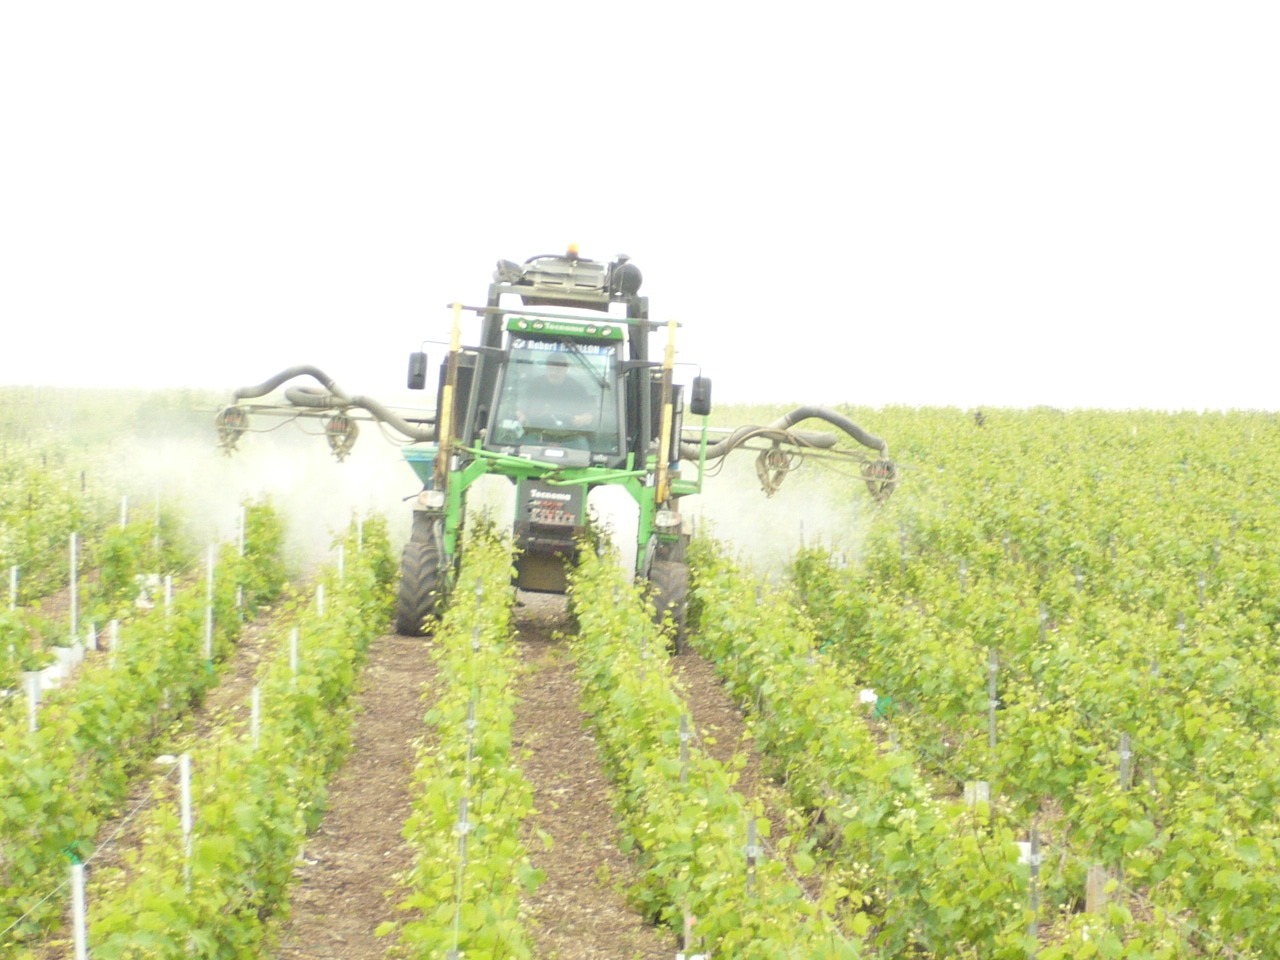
(488, 340, 621, 460)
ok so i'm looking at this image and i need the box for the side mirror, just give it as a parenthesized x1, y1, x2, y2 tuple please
(690, 376, 712, 416)
(407, 351, 428, 390)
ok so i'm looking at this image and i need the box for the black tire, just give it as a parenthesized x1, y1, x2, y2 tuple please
(648, 559, 690, 653)
(395, 523, 446, 636)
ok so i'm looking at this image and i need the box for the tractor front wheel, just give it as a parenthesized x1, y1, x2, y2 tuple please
(395, 517, 447, 636)
(647, 558, 690, 653)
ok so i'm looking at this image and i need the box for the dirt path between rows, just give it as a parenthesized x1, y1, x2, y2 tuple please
(669, 651, 799, 865)
(274, 632, 433, 959)
(512, 595, 673, 960)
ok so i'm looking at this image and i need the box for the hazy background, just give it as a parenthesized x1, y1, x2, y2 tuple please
(3, 3, 1277, 412)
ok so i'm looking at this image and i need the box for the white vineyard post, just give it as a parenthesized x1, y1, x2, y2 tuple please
(290, 627, 299, 676)
(180, 753, 193, 889)
(164, 574, 173, 616)
(1119, 733, 1134, 790)
(87, 622, 97, 652)
(987, 649, 999, 757)
(69, 532, 79, 645)
(236, 584, 243, 612)
(448, 698, 478, 960)
(316, 583, 325, 617)
(25, 671, 40, 733)
(679, 714, 690, 785)
(959, 558, 967, 595)
(448, 792, 472, 960)
(678, 911, 700, 960)
(964, 781, 990, 807)
(71, 861, 88, 960)
(471, 624, 481, 654)
(204, 603, 214, 662)
(745, 817, 760, 897)
(1146, 659, 1160, 793)
(119, 495, 128, 528)
(466, 699, 477, 768)
(1027, 823, 1041, 950)
(205, 545, 215, 661)
(251, 685, 261, 749)
(751, 585, 766, 714)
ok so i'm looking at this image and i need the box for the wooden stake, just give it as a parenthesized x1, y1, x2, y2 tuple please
(1086, 864, 1109, 913)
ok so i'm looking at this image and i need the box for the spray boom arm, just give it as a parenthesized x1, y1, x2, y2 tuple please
(216, 365, 435, 460)
(681, 405, 897, 501)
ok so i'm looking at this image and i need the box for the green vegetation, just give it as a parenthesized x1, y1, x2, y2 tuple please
(83, 514, 392, 958)
(5, 390, 1280, 957)
(571, 544, 860, 958)
(0, 501, 289, 944)
(391, 529, 539, 957)
(773, 405, 1280, 956)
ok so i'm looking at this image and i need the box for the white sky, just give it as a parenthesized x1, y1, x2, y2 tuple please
(2, 2, 1277, 411)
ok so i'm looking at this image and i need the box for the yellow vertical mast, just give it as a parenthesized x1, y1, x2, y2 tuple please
(432, 302, 463, 489)
(655, 319, 677, 504)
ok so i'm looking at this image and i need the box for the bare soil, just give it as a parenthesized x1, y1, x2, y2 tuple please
(511, 595, 673, 960)
(669, 643, 825, 903)
(273, 632, 434, 958)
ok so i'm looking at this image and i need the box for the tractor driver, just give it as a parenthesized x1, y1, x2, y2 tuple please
(517, 353, 594, 430)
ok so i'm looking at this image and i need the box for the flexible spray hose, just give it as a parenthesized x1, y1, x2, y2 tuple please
(231, 365, 436, 442)
(679, 405, 888, 461)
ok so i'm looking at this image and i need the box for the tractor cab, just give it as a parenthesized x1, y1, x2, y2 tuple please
(485, 329, 626, 470)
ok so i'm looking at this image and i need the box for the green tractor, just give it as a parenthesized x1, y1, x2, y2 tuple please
(217, 248, 897, 640)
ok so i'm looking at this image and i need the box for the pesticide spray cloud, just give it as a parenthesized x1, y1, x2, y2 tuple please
(576, 452, 879, 583)
(682, 455, 877, 580)
(96, 397, 883, 590)
(113, 417, 423, 576)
